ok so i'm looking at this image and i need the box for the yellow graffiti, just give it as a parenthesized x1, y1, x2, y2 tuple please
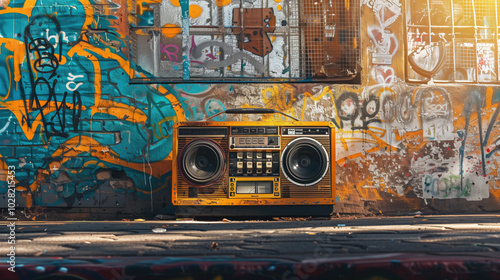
(82, 160, 108, 169)
(300, 86, 335, 120)
(170, 0, 180, 7)
(153, 116, 178, 140)
(260, 84, 298, 121)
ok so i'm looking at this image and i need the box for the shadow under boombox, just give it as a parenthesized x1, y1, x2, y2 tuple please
(172, 109, 336, 217)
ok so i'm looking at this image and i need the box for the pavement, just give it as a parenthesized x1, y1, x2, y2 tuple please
(1, 215, 500, 279)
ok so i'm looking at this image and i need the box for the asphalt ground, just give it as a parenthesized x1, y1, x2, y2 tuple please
(1, 215, 500, 279)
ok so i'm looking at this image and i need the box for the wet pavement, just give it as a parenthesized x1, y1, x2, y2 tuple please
(1, 215, 500, 279)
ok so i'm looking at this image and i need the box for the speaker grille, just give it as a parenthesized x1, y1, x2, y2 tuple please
(177, 137, 228, 199)
(280, 137, 332, 198)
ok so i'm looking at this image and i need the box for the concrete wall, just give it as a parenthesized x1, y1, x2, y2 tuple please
(0, 0, 499, 218)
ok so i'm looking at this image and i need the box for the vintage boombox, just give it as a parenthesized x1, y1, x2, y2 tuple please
(172, 109, 335, 207)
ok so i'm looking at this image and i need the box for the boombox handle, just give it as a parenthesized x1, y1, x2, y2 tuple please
(205, 108, 301, 121)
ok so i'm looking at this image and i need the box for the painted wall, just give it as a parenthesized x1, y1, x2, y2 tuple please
(0, 0, 499, 218)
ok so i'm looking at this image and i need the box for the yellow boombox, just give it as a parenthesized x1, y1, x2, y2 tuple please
(172, 109, 336, 208)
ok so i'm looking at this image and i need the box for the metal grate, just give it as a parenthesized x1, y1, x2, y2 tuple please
(406, 0, 499, 82)
(473, 0, 496, 27)
(130, 0, 360, 82)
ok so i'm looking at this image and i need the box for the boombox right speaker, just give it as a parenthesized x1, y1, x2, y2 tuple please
(172, 109, 336, 207)
(280, 136, 332, 198)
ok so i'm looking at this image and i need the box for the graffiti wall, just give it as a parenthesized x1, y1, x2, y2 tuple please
(0, 0, 499, 218)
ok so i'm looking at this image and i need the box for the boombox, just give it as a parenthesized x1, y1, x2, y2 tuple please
(172, 109, 335, 207)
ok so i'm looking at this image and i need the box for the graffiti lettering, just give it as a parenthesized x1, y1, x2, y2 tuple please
(335, 91, 381, 130)
(160, 43, 180, 62)
(24, 15, 81, 137)
(191, 41, 266, 74)
(45, 29, 70, 49)
(461, 88, 500, 180)
(423, 174, 472, 199)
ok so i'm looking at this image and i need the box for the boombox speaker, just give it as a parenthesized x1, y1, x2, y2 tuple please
(172, 108, 335, 207)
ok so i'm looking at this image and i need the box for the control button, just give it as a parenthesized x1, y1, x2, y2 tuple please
(266, 153, 272, 159)
(268, 138, 275, 144)
(243, 128, 249, 134)
(252, 138, 258, 144)
(237, 152, 243, 159)
(256, 153, 262, 159)
(230, 178, 236, 182)
(274, 187, 279, 191)
(247, 152, 253, 159)
(274, 192, 279, 196)
(258, 128, 265, 134)
(266, 169, 272, 174)
(266, 162, 273, 168)
(258, 138, 264, 144)
(267, 128, 278, 134)
(237, 162, 243, 169)
(250, 128, 257, 134)
(246, 138, 252, 144)
(274, 183, 279, 187)
(256, 162, 263, 168)
(274, 178, 279, 182)
(231, 187, 235, 191)
(237, 169, 243, 174)
(230, 183, 235, 187)
(256, 169, 262, 174)
(230, 192, 235, 196)
(239, 138, 245, 144)
(247, 162, 253, 169)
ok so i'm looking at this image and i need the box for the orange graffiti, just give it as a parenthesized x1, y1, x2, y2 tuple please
(97, 100, 148, 124)
(51, 135, 171, 178)
(189, 4, 203, 18)
(162, 24, 182, 38)
(67, 41, 130, 119)
(0, 39, 26, 84)
(216, 0, 232, 7)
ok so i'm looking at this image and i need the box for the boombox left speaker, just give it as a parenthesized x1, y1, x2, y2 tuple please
(172, 109, 335, 207)
(174, 128, 230, 200)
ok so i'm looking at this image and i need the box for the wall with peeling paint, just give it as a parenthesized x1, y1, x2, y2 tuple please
(0, 0, 499, 218)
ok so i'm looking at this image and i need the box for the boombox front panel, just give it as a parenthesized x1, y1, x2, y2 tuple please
(172, 121, 335, 206)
